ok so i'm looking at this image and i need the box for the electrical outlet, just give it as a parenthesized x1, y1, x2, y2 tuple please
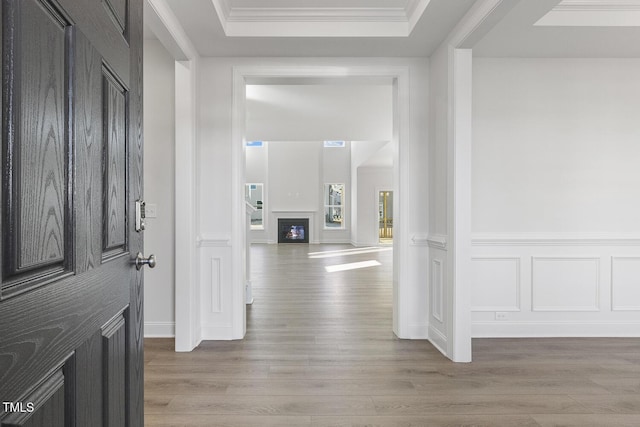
(495, 312, 509, 321)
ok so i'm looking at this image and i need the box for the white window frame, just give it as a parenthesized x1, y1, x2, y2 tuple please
(324, 183, 345, 229)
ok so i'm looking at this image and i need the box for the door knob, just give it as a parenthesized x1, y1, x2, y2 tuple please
(135, 252, 156, 270)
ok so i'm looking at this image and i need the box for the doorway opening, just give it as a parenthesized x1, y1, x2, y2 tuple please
(378, 190, 393, 245)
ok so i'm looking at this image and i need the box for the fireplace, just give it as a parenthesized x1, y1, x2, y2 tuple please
(278, 218, 309, 243)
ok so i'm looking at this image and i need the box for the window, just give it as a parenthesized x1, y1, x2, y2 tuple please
(245, 183, 263, 229)
(323, 140, 345, 148)
(324, 183, 344, 229)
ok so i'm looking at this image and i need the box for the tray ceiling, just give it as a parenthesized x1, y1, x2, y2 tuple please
(211, 0, 433, 36)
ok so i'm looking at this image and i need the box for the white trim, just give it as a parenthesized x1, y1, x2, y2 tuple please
(201, 325, 237, 340)
(144, 0, 198, 60)
(472, 233, 640, 246)
(428, 325, 448, 354)
(196, 234, 232, 247)
(232, 64, 411, 341)
(611, 256, 640, 311)
(431, 258, 444, 323)
(146, 0, 202, 353)
(210, 0, 434, 37)
(144, 322, 176, 338)
(231, 67, 247, 340)
(410, 235, 429, 246)
(446, 0, 519, 49)
(448, 48, 473, 363)
(426, 234, 448, 250)
(555, 1, 640, 12)
(473, 321, 640, 337)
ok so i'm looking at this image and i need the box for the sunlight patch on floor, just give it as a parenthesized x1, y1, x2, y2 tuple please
(325, 260, 382, 273)
(308, 247, 392, 259)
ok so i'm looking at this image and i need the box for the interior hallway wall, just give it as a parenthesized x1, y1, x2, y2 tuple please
(471, 58, 640, 336)
(143, 38, 176, 337)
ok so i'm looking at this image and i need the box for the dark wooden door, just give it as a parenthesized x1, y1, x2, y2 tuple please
(0, 0, 144, 425)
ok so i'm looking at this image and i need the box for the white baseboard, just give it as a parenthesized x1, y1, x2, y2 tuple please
(144, 321, 176, 338)
(428, 325, 448, 356)
(201, 325, 239, 340)
(473, 321, 640, 337)
(407, 323, 429, 339)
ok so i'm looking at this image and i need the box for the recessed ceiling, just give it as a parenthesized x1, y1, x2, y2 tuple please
(211, 0, 432, 37)
(150, 0, 640, 58)
(159, 0, 476, 57)
(473, 0, 640, 57)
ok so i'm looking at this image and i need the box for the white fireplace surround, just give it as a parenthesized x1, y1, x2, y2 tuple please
(271, 210, 318, 244)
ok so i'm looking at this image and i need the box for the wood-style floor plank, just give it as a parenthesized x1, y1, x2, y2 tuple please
(144, 243, 640, 426)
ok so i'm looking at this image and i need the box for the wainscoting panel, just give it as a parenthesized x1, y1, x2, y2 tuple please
(198, 242, 234, 339)
(430, 258, 444, 323)
(471, 257, 520, 312)
(210, 258, 222, 313)
(531, 257, 600, 312)
(471, 234, 640, 337)
(611, 256, 640, 311)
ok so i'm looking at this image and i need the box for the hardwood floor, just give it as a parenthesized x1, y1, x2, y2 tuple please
(145, 244, 640, 426)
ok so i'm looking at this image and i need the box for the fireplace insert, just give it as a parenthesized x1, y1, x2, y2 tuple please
(278, 218, 309, 243)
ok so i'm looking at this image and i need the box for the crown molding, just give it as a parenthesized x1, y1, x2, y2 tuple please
(555, 0, 640, 12)
(211, 0, 434, 37)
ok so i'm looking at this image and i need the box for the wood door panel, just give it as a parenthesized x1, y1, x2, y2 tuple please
(1, 0, 143, 423)
(57, 0, 130, 88)
(1, 367, 65, 427)
(0, 259, 130, 404)
(73, 331, 103, 427)
(102, 314, 126, 427)
(75, 29, 104, 273)
(102, 69, 127, 257)
(2, 0, 72, 296)
(104, 0, 127, 36)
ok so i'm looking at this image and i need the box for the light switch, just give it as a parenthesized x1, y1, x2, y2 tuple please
(146, 203, 158, 218)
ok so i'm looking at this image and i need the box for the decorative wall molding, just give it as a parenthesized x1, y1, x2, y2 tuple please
(424, 234, 447, 250)
(211, 0, 433, 37)
(472, 233, 640, 247)
(431, 258, 444, 323)
(210, 258, 222, 313)
(197, 234, 232, 247)
(531, 257, 600, 312)
(555, 1, 640, 12)
(611, 256, 640, 311)
(410, 234, 429, 246)
(471, 257, 521, 312)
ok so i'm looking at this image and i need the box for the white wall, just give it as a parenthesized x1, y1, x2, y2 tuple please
(350, 141, 390, 244)
(471, 58, 640, 337)
(143, 39, 176, 337)
(246, 84, 393, 142)
(198, 57, 429, 340)
(245, 141, 352, 244)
